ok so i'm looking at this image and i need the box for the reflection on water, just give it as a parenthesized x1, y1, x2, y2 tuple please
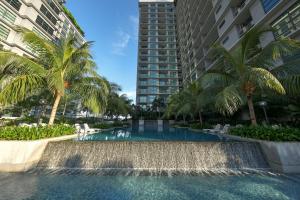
(0, 173, 300, 200)
(81, 127, 230, 142)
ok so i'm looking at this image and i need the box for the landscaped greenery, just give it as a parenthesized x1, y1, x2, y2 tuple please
(0, 28, 110, 125)
(0, 125, 75, 140)
(165, 27, 300, 126)
(229, 126, 300, 142)
(62, 6, 85, 36)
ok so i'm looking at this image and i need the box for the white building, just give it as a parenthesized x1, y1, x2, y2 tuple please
(0, 0, 86, 56)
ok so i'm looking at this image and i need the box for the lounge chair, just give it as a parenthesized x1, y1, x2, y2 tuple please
(203, 124, 222, 133)
(219, 124, 230, 134)
(83, 123, 101, 134)
(75, 124, 84, 134)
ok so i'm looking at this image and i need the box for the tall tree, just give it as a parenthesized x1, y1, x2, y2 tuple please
(0, 28, 109, 125)
(202, 27, 300, 125)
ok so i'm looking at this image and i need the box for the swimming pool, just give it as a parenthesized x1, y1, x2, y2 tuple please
(1, 173, 299, 200)
(80, 127, 231, 142)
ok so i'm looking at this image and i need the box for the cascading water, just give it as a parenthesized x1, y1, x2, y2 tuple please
(33, 141, 270, 175)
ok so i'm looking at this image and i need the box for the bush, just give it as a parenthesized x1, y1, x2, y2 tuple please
(190, 123, 212, 130)
(229, 126, 300, 142)
(0, 125, 75, 140)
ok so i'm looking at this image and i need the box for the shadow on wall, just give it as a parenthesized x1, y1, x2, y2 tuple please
(63, 155, 83, 168)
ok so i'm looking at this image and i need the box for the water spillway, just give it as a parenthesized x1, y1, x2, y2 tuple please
(35, 141, 269, 175)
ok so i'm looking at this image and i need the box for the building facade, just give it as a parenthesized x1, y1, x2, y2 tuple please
(136, 0, 181, 108)
(0, 0, 85, 56)
(175, 0, 300, 86)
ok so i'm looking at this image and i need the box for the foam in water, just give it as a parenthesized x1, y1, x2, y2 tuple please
(35, 141, 270, 175)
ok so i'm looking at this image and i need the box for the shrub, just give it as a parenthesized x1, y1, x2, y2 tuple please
(0, 125, 75, 140)
(190, 123, 212, 130)
(229, 126, 300, 142)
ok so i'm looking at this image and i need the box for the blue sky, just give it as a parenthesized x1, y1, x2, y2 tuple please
(66, 0, 139, 101)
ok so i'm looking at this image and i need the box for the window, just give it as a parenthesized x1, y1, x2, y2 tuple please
(261, 0, 280, 13)
(219, 20, 226, 29)
(272, 2, 300, 38)
(32, 27, 49, 40)
(149, 31, 156, 36)
(222, 36, 229, 44)
(0, 4, 16, 24)
(169, 57, 176, 63)
(40, 5, 57, 25)
(149, 37, 156, 42)
(215, 4, 222, 14)
(149, 57, 157, 63)
(149, 50, 157, 56)
(149, 79, 158, 85)
(5, 0, 21, 11)
(150, 25, 157, 30)
(48, 0, 60, 15)
(149, 64, 158, 70)
(148, 96, 157, 103)
(35, 16, 54, 35)
(149, 43, 157, 49)
(139, 96, 147, 103)
(0, 24, 10, 40)
(150, 71, 158, 78)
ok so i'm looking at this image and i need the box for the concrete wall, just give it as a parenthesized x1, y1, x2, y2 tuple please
(0, 135, 77, 172)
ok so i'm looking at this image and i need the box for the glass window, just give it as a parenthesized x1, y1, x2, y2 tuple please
(0, 4, 16, 24)
(148, 95, 157, 103)
(149, 64, 158, 70)
(261, 0, 280, 13)
(40, 5, 57, 25)
(149, 79, 158, 85)
(139, 96, 147, 103)
(149, 37, 156, 42)
(149, 31, 157, 36)
(149, 57, 157, 62)
(35, 15, 54, 35)
(149, 43, 157, 49)
(150, 71, 158, 78)
(0, 24, 10, 40)
(150, 25, 157, 30)
(5, 0, 22, 11)
(149, 50, 157, 56)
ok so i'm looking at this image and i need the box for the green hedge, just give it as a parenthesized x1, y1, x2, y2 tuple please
(0, 125, 75, 140)
(229, 126, 300, 142)
(190, 123, 212, 130)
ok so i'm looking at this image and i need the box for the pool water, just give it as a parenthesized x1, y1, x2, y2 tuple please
(81, 128, 231, 142)
(0, 173, 299, 200)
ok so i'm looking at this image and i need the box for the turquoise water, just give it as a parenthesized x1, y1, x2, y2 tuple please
(81, 128, 231, 142)
(0, 173, 299, 200)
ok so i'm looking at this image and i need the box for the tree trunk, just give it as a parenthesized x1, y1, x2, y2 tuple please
(199, 111, 203, 126)
(247, 95, 257, 126)
(48, 93, 62, 126)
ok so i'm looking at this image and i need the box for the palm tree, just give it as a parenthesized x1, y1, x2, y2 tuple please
(182, 81, 208, 125)
(202, 27, 300, 125)
(0, 28, 109, 125)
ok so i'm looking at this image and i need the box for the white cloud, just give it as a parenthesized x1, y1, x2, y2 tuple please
(112, 31, 131, 56)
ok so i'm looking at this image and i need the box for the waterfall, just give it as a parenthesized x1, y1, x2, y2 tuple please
(34, 141, 270, 175)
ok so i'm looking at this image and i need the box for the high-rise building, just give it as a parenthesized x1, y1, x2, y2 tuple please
(175, 0, 300, 86)
(136, 0, 181, 108)
(0, 0, 85, 56)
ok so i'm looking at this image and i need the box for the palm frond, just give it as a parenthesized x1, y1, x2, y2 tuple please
(249, 67, 286, 95)
(215, 85, 244, 116)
